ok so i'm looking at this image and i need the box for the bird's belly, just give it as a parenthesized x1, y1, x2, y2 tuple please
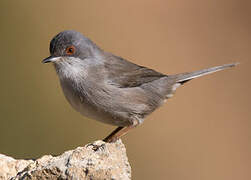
(60, 81, 131, 127)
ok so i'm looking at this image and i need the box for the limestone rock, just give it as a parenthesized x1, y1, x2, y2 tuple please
(0, 154, 33, 180)
(0, 140, 131, 180)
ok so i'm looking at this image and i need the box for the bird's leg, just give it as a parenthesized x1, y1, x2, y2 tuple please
(103, 126, 135, 143)
(103, 127, 123, 142)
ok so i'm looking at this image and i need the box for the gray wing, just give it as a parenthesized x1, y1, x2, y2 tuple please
(102, 53, 174, 120)
(104, 53, 167, 88)
(104, 54, 238, 98)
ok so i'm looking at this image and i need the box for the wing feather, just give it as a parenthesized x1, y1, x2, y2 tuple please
(104, 53, 166, 88)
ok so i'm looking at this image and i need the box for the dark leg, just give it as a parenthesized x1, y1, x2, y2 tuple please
(103, 127, 123, 142)
(103, 126, 135, 143)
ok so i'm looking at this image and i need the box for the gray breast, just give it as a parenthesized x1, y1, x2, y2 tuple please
(59, 77, 141, 126)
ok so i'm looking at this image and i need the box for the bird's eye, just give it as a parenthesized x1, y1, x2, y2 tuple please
(65, 45, 75, 55)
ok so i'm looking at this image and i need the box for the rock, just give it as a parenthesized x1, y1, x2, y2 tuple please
(0, 140, 131, 180)
(0, 155, 33, 180)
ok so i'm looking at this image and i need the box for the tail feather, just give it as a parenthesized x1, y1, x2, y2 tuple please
(175, 63, 238, 84)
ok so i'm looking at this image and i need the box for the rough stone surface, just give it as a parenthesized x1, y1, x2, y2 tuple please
(0, 140, 131, 180)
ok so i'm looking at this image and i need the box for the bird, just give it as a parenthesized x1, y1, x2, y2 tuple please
(42, 30, 238, 143)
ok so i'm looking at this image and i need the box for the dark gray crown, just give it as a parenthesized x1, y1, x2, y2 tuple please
(49, 30, 101, 59)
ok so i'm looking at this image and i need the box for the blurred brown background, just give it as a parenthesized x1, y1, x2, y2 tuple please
(0, 0, 250, 179)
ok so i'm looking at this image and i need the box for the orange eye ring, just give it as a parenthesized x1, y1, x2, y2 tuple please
(65, 45, 75, 55)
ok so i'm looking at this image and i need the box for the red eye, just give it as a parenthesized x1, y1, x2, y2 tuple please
(65, 45, 75, 55)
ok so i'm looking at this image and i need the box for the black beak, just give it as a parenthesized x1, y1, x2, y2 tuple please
(42, 56, 60, 63)
(42, 56, 53, 63)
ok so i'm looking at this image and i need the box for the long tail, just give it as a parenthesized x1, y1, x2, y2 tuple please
(175, 63, 239, 84)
